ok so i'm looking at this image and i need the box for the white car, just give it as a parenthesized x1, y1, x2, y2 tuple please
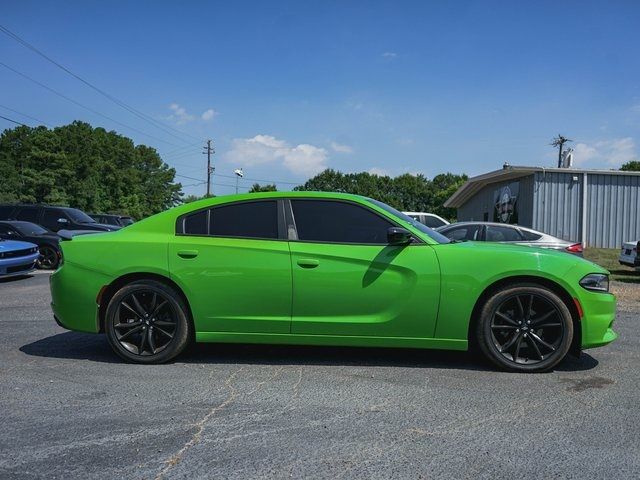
(619, 240, 639, 269)
(402, 212, 450, 229)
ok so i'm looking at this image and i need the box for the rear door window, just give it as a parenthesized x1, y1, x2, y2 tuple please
(179, 201, 279, 239)
(485, 225, 523, 242)
(15, 207, 39, 222)
(442, 225, 482, 241)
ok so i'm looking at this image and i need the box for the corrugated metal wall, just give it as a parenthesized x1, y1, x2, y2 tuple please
(457, 170, 640, 248)
(457, 175, 535, 226)
(586, 173, 640, 249)
(532, 171, 583, 243)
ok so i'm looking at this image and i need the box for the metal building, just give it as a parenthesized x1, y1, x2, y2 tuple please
(444, 165, 640, 248)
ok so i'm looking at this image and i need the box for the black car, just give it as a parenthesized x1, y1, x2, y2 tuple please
(0, 221, 62, 269)
(0, 204, 120, 233)
(88, 213, 135, 227)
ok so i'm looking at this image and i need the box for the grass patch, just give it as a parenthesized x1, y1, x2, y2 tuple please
(584, 248, 639, 283)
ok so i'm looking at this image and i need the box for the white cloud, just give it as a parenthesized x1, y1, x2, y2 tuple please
(368, 167, 390, 176)
(330, 141, 353, 154)
(225, 134, 328, 177)
(167, 103, 195, 124)
(382, 52, 398, 59)
(201, 109, 217, 121)
(631, 103, 640, 113)
(573, 137, 637, 167)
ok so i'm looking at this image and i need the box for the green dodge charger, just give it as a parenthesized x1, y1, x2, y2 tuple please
(50, 192, 617, 372)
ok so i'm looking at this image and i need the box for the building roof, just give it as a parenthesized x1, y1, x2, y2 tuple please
(444, 165, 640, 208)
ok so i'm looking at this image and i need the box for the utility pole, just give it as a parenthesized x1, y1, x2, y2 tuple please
(550, 134, 572, 168)
(203, 139, 215, 197)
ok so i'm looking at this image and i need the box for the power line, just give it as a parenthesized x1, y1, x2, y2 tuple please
(0, 114, 28, 126)
(0, 61, 183, 147)
(0, 104, 52, 127)
(0, 23, 201, 144)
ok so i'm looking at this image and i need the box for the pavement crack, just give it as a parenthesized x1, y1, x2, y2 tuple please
(154, 366, 245, 480)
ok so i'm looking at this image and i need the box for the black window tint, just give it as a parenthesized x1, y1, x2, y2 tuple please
(486, 225, 523, 242)
(0, 206, 13, 219)
(210, 201, 278, 239)
(520, 230, 542, 241)
(183, 210, 208, 235)
(423, 216, 446, 228)
(444, 225, 482, 241)
(0, 224, 12, 235)
(291, 200, 392, 244)
(16, 207, 38, 222)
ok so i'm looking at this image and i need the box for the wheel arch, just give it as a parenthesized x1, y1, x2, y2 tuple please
(97, 272, 194, 334)
(467, 275, 582, 356)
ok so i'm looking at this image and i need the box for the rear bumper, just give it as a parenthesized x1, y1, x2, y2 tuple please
(0, 252, 40, 277)
(49, 261, 111, 333)
(580, 291, 618, 349)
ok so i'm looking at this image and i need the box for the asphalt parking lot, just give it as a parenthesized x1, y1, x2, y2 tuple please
(1, 272, 639, 479)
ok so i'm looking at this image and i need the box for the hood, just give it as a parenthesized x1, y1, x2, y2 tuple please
(0, 239, 39, 252)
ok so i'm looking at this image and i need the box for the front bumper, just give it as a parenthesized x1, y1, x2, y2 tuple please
(0, 252, 40, 277)
(579, 289, 617, 349)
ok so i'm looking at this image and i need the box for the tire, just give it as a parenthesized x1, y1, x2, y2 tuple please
(105, 280, 192, 364)
(476, 284, 573, 373)
(37, 245, 60, 270)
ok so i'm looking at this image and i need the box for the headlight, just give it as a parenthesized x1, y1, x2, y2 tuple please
(580, 273, 610, 293)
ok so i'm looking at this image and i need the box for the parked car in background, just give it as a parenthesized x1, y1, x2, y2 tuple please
(0, 204, 120, 233)
(436, 222, 583, 256)
(619, 240, 639, 269)
(89, 213, 135, 227)
(0, 221, 62, 269)
(0, 238, 39, 278)
(402, 211, 450, 229)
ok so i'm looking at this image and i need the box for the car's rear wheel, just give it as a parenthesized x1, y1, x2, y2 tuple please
(37, 245, 59, 269)
(476, 284, 573, 372)
(105, 280, 192, 364)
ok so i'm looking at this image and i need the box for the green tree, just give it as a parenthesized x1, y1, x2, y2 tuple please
(294, 168, 466, 219)
(0, 121, 182, 218)
(620, 160, 640, 171)
(249, 183, 277, 192)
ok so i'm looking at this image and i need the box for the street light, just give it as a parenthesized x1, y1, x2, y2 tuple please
(234, 168, 244, 194)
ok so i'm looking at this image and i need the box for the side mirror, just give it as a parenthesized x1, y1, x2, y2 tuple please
(57, 218, 69, 224)
(387, 227, 412, 245)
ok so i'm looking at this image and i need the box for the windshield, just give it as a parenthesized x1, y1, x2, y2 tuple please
(13, 222, 48, 236)
(365, 198, 451, 244)
(66, 208, 96, 223)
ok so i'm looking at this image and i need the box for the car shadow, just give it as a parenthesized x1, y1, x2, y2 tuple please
(20, 331, 599, 372)
(0, 273, 34, 284)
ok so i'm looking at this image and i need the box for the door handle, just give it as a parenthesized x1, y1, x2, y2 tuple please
(297, 258, 319, 268)
(177, 249, 199, 259)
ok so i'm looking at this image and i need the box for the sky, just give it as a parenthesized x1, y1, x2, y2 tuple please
(1, 1, 640, 196)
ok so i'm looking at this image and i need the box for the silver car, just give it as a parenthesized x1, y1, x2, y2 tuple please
(436, 222, 584, 256)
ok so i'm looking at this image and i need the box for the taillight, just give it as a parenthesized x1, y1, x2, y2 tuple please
(566, 243, 583, 254)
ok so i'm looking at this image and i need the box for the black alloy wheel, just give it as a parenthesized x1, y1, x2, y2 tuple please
(37, 245, 60, 270)
(477, 285, 573, 372)
(105, 280, 192, 363)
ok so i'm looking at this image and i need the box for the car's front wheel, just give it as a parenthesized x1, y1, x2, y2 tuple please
(476, 284, 573, 372)
(37, 245, 60, 269)
(105, 280, 192, 364)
